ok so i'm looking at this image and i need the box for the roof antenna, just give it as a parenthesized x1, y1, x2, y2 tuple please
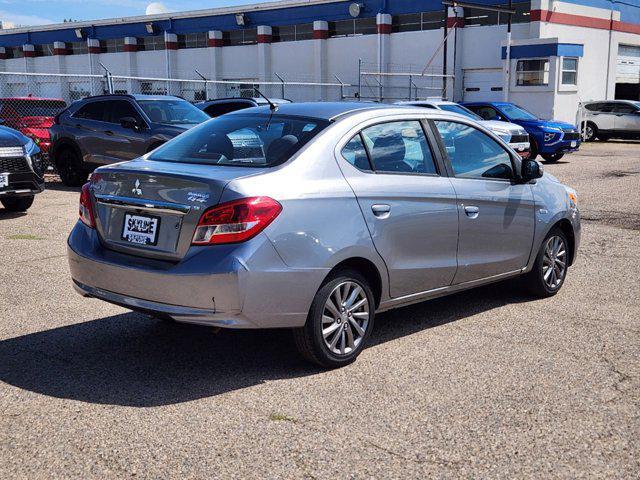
(253, 86, 278, 112)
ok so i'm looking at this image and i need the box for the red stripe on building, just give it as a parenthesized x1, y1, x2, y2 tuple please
(376, 23, 392, 34)
(123, 44, 137, 52)
(88, 46, 101, 54)
(446, 17, 465, 28)
(612, 20, 640, 34)
(207, 38, 223, 47)
(53, 48, 67, 55)
(257, 34, 272, 44)
(165, 41, 178, 50)
(312, 29, 329, 39)
(23, 50, 36, 58)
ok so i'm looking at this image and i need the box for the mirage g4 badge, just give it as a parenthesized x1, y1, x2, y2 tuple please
(187, 191, 209, 203)
(132, 179, 143, 196)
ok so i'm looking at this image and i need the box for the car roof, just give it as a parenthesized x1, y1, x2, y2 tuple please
(0, 97, 65, 101)
(227, 102, 411, 121)
(196, 97, 291, 106)
(396, 99, 455, 106)
(77, 94, 185, 102)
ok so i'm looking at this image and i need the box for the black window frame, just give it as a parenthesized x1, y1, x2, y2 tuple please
(107, 99, 147, 127)
(71, 100, 110, 122)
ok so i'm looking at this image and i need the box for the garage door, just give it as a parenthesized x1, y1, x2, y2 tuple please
(616, 44, 640, 84)
(463, 69, 504, 102)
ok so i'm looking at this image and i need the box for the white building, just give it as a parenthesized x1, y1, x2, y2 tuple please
(0, 0, 638, 123)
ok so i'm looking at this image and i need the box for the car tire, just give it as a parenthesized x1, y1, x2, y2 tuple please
(584, 122, 597, 142)
(528, 138, 539, 161)
(293, 269, 375, 368)
(523, 227, 570, 298)
(541, 153, 564, 163)
(55, 147, 88, 187)
(1, 195, 34, 212)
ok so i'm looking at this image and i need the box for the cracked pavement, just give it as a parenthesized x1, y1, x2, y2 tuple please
(0, 141, 639, 478)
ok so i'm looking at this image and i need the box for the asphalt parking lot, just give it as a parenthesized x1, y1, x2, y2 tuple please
(1, 142, 638, 479)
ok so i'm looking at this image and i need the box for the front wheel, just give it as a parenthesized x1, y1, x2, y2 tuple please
(1, 195, 34, 212)
(583, 122, 597, 142)
(293, 270, 375, 368)
(541, 153, 564, 163)
(55, 148, 88, 187)
(523, 228, 569, 298)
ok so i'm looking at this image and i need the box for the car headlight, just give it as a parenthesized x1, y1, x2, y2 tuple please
(491, 128, 511, 141)
(544, 132, 557, 143)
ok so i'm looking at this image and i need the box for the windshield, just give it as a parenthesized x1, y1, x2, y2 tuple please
(149, 114, 329, 167)
(500, 104, 538, 121)
(439, 104, 483, 121)
(0, 100, 67, 117)
(137, 99, 210, 125)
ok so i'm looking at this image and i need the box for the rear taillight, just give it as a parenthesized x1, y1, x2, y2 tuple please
(192, 196, 282, 245)
(79, 183, 96, 228)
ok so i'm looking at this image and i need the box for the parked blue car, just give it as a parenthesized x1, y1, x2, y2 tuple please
(463, 102, 580, 163)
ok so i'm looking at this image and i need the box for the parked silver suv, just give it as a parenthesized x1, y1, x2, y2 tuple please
(68, 103, 580, 368)
(579, 100, 640, 141)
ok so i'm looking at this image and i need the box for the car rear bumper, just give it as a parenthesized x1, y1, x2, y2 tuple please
(67, 222, 326, 329)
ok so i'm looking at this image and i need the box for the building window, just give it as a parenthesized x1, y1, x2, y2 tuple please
(224, 28, 257, 46)
(272, 23, 313, 42)
(137, 35, 165, 51)
(561, 57, 578, 85)
(100, 38, 125, 53)
(392, 11, 444, 32)
(516, 59, 549, 86)
(177, 32, 208, 49)
(32, 45, 53, 57)
(66, 41, 88, 55)
(464, 7, 499, 27)
(328, 17, 376, 37)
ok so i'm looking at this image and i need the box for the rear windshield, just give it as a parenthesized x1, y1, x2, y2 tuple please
(0, 100, 67, 117)
(137, 99, 210, 125)
(149, 114, 329, 167)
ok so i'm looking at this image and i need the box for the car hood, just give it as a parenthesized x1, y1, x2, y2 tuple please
(517, 119, 577, 130)
(0, 125, 29, 146)
(480, 119, 525, 133)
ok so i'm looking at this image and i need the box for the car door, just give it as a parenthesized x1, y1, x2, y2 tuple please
(613, 102, 640, 134)
(592, 102, 617, 133)
(433, 119, 535, 284)
(70, 100, 112, 164)
(337, 119, 459, 298)
(102, 100, 150, 162)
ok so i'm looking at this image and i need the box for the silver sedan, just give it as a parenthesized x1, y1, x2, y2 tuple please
(68, 102, 580, 368)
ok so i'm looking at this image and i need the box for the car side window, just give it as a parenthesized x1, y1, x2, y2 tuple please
(584, 103, 602, 112)
(110, 100, 144, 125)
(434, 121, 514, 180)
(613, 103, 636, 114)
(473, 106, 500, 121)
(360, 121, 437, 174)
(73, 101, 107, 122)
(599, 103, 616, 113)
(341, 134, 372, 171)
(205, 103, 248, 118)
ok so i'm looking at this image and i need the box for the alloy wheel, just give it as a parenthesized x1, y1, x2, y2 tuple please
(322, 281, 370, 356)
(542, 235, 567, 289)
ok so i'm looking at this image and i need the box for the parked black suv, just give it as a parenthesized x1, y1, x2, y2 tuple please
(50, 94, 210, 186)
(195, 97, 291, 118)
(0, 125, 44, 212)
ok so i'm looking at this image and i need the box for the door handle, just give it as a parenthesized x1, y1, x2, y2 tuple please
(464, 205, 480, 218)
(371, 204, 391, 218)
(104, 130, 114, 136)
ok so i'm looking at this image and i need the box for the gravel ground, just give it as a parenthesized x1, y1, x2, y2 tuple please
(1, 141, 638, 479)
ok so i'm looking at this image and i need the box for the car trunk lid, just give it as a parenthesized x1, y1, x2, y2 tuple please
(91, 159, 265, 261)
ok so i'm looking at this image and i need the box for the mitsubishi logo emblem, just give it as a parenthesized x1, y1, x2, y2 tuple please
(132, 179, 142, 196)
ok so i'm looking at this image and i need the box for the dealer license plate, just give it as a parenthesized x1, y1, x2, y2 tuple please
(0, 173, 8, 188)
(122, 213, 160, 246)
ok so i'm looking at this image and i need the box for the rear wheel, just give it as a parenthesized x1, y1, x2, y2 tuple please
(523, 228, 569, 298)
(1, 195, 34, 212)
(541, 153, 564, 163)
(293, 269, 375, 368)
(583, 122, 597, 142)
(55, 147, 88, 187)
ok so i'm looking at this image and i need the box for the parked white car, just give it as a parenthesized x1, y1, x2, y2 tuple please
(397, 100, 530, 157)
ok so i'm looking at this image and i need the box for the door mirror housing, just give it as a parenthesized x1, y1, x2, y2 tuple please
(521, 158, 544, 182)
(120, 116, 141, 130)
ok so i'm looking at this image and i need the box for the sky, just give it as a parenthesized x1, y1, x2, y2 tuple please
(0, 0, 273, 28)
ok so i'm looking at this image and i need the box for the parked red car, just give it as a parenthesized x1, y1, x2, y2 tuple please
(0, 97, 67, 157)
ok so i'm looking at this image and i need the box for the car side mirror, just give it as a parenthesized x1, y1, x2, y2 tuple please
(120, 116, 140, 130)
(521, 158, 543, 181)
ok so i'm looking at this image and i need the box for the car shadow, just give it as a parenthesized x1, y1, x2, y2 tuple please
(44, 179, 81, 193)
(0, 281, 532, 407)
(0, 209, 28, 220)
